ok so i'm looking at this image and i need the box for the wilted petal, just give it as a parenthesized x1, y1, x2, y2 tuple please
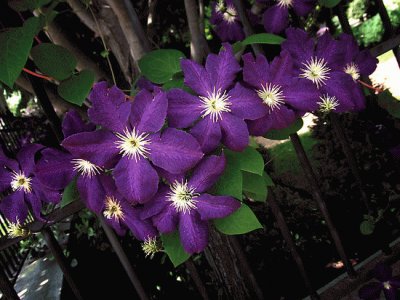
(167, 88, 202, 128)
(124, 207, 158, 241)
(190, 117, 222, 153)
(130, 89, 168, 133)
(77, 175, 105, 214)
(148, 128, 203, 174)
(181, 59, 213, 97)
(188, 155, 226, 193)
(0, 191, 27, 223)
(113, 157, 159, 204)
(263, 5, 289, 34)
(179, 211, 209, 254)
(62, 109, 96, 139)
(359, 282, 382, 300)
(62, 130, 119, 168)
(153, 205, 179, 234)
(219, 113, 249, 151)
(229, 83, 267, 120)
(17, 144, 44, 176)
(196, 194, 240, 220)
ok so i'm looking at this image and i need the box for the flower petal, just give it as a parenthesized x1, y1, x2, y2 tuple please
(0, 191, 27, 223)
(188, 155, 226, 193)
(292, 0, 315, 16)
(31, 178, 61, 204)
(284, 78, 319, 112)
(190, 117, 222, 153)
(77, 175, 106, 214)
(316, 32, 344, 69)
(179, 211, 209, 254)
(270, 50, 295, 86)
(181, 59, 213, 97)
(321, 72, 355, 113)
(355, 50, 378, 76)
(214, 21, 245, 42)
(358, 282, 382, 300)
(0, 148, 19, 171)
(88, 82, 131, 132)
(383, 286, 397, 300)
(62, 130, 119, 168)
(196, 193, 240, 220)
(167, 88, 202, 128)
(123, 206, 158, 241)
(242, 52, 271, 88)
(148, 128, 204, 174)
(153, 204, 179, 234)
(140, 185, 169, 220)
(113, 157, 159, 204)
(0, 170, 12, 193)
(17, 144, 44, 176)
(219, 113, 249, 151)
(263, 5, 289, 34)
(62, 109, 96, 139)
(282, 28, 314, 66)
(130, 89, 168, 133)
(229, 83, 267, 120)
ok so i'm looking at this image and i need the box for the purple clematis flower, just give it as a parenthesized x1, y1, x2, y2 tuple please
(241, 50, 319, 135)
(168, 44, 262, 152)
(261, 0, 316, 34)
(359, 263, 400, 300)
(62, 82, 204, 204)
(0, 144, 61, 223)
(210, 0, 245, 42)
(141, 154, 240, 254)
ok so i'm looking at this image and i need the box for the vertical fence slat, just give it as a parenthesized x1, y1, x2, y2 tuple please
(0, 263, 19, 300)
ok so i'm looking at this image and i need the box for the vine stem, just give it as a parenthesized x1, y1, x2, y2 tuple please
(23, 68, 53, 81)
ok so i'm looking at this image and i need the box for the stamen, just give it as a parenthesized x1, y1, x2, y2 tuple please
(103, 196, 125, 221)
(10, 171, 32, 193)
(142, 236, 162, 259)
(277, 0, 293, 8)
(168, 180, 199, 214)
(300, 56, 331, 88)
(383, 281, 392, 290)
(72, 159, 103, 178)
(344, 62, 360, 81)
(115, 128, 151, 161)
(317, 94, 339, 113)
(256, 83, 285, 110)
(199, 87, 232, 122)
(7, 219, 29, 238)
(223, 6, 237, 23)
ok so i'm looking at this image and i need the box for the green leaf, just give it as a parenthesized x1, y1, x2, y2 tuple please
(138, 49, 185, 84)
(377, 90, 400, 118)
(162, 78, 184, 90)
(213, 151, 243, 200)
(360, 220, 375, 235)
(0, 17, 40, 88)
(232, 41, 244, 53)
(263, 171, 274, 187)
(265, 118, 303, 140)
(214, 204, 263, 235)
(31, 43, 77, 80)
(226, 147, 264, 176)
(60, 178, 78, 208)
(161, 231, 191, 267)
(242, 33, 285, 46)
(8, 0, 52, 11)
(57, 70, 95, 106)
(242, 172, 267, 202)
(319, 0, 341, 8)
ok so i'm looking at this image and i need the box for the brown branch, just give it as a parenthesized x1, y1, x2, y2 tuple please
(146, 0, 158, 46)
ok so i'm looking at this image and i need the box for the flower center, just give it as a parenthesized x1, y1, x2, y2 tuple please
(300, 56, 331, 88)
(216, 0, 225, 12)
(344, 62, 360, 81)
(168, 180, 199, 214)
(10, 171, 32, 193)
(277, 0, 293, 8)
(72, 159, 103, 178)
(383, 281, 392, 290)
(199, 87, 232, 122)
(103, 196, 125, 221)
(223, 6, 237, 23)
(115, 128, 151, 161)
(142, 236, 162, 259)
(256, 83, 285, 110)
(317, 94, 339, 113)
(8, 219, 29, 238)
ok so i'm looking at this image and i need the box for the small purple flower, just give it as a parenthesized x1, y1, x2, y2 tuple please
(168, 44, 261, 152)
(61, 82, 204, 204)
(210, 0, 245, 42)
(261, 0, 316, 34)
(0, 144, 61, 223)
(359, 263, 400, 300)
(141, 155, 240, 254)
(241, 50, 319, 135)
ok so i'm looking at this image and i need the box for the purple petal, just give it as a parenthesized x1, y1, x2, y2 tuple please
(351, 84, 366, 112)
(383, 286, 397, 300)
(113, 157, 159, 204)
(32, 178, 61, 204)
(242, 52, 271, 88)
(88, 82, 131, 132)
(337, 33, 359, 63)
(292, 0, 316, 16)
(181, 59, 213, 97)
(316, 32, 344, 69)
(155, 167, 185, 184)
(25, 191, 45, 221)
(219, 113, 249, 151)
(359, 282, 382, 299)
(62, 109, 96, 139)
(77, 175, 105, 214)
(374, 263, 393, 281)
(148, 128, 204, 174)
(214, 21, 245, 42)
(321, 72, 355, 113)
(17, 144, 44, 176)
(105, 218, 126, 236)
(140, 185, 169, 220)
(205, 44, 240, 92)
(62, 130, 119, 168)
(0, 148, 19, 171)
(282, 28, 314, 66)
(123, 206, 158, 241)
(167, 88, 202, 128)
(0, 191, 27, 223)
(270, 50, 295, 86)
(229, 83, 267, 120)
(130, 89, 168, 133)
(284, 78, 319, 112)
(0, 170, 12, 193)
(179, 211, 209, 254)
(190, 117, 222, 153)
(153, 205, 179, 234)
(263, 5, 289, 34)
(196, 194, 240, 220)
(35, 148, 75, 190)
(390, 277, 400, 288)
(188, 155, 226, 193)
(355, 50, 378, 76)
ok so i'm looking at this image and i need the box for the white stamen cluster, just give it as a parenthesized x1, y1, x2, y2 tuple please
(199, 87, 232, 122)
(7, 219, 29, 238)
(256, 83, 285, 110)
(103, 196, 125, 221)
(300, 57, 331, 88)
(10, 171, 32, 193)
(383, 281, 392, 290)
(72, 159, 103, 178)
(168, 181, 199, 214)
(317, 94, 339, 113)
(223, 6, 237, 23)
(141, 236, 162, 259)
(344, 62, 360, 81)
(115, 128, 151, 161)
(277, 0, 293, 8)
